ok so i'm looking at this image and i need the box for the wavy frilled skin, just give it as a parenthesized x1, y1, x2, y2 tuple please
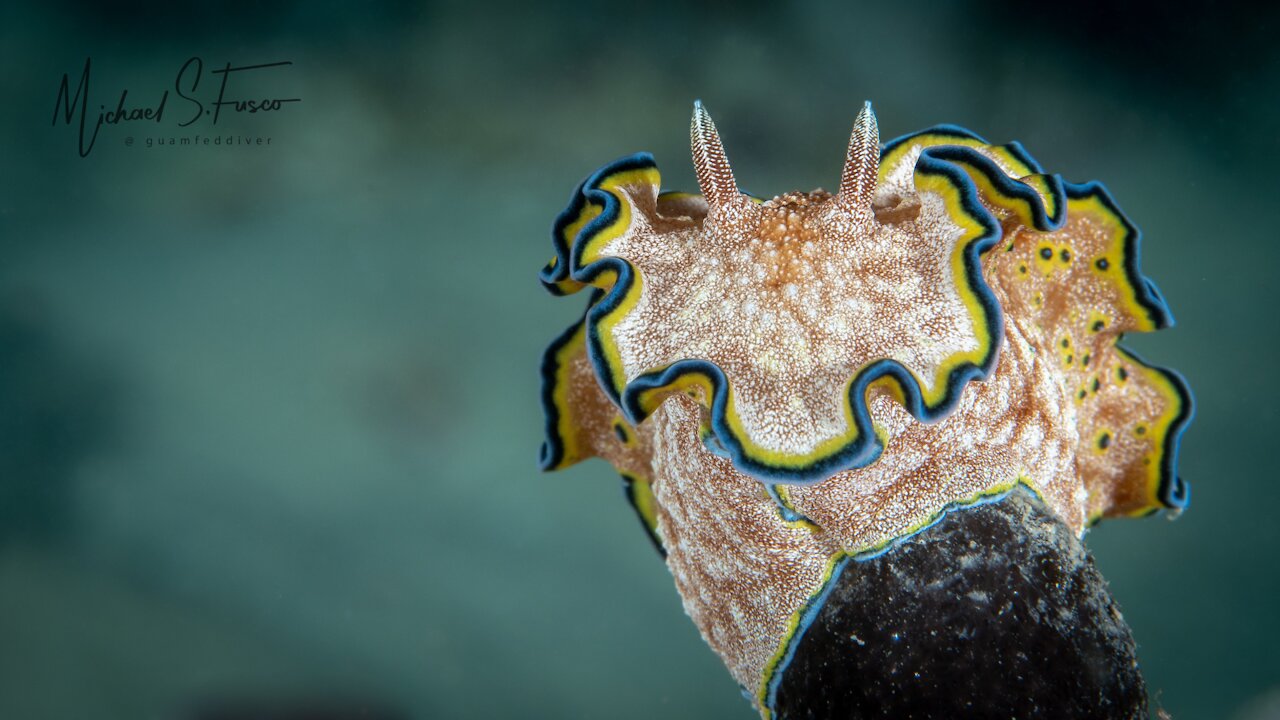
(537, 102, 1191, 718)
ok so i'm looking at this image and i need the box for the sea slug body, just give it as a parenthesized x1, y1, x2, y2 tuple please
(538, 101, 1191, 718)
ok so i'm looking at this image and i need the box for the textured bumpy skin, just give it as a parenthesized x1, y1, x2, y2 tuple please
(537, 103, 1191, 717)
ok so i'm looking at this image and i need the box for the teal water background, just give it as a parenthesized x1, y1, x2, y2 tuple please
(1, 2, 1277, 718)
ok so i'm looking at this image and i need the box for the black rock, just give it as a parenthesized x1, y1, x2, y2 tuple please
(772, 487, 1147, 719)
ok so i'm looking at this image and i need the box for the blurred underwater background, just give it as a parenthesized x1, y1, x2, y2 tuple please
(0, 1, 1277, 717)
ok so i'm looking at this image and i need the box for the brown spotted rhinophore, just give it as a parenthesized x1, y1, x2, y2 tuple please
(538, 101, 1191, 718)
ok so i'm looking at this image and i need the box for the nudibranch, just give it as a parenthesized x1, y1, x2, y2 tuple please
(538, 102, 1191, 718)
